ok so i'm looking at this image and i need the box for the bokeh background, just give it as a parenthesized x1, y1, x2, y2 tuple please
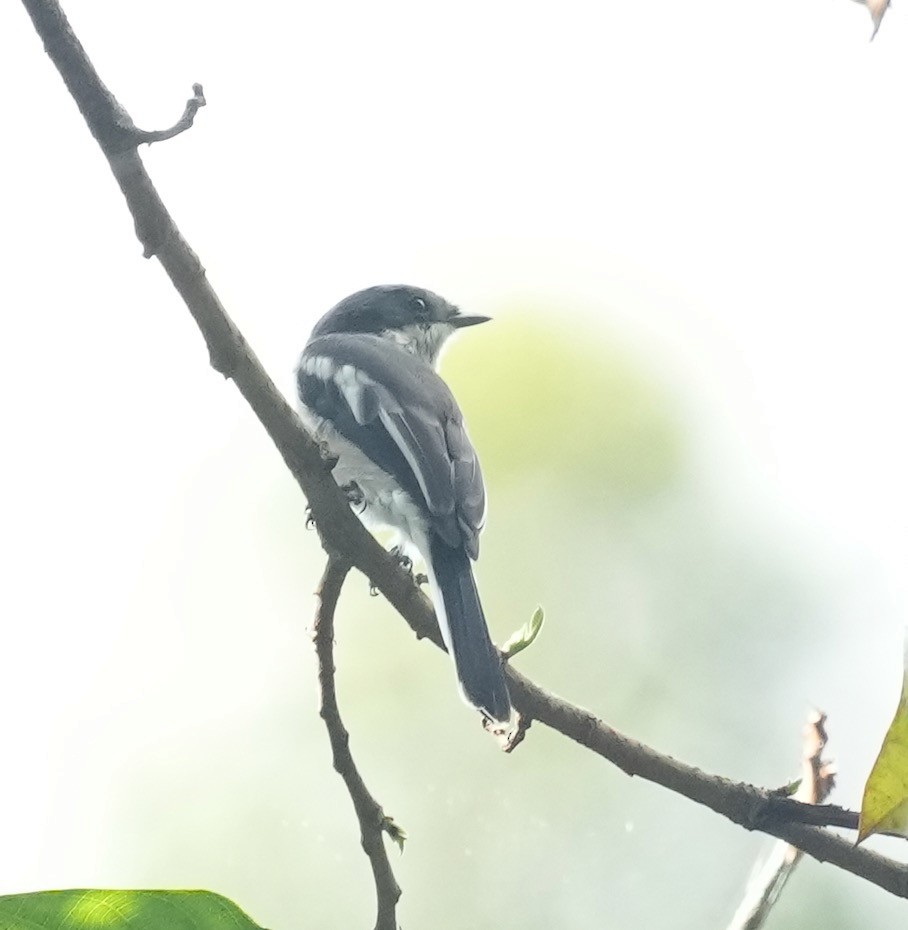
(3, 1, 908, 927)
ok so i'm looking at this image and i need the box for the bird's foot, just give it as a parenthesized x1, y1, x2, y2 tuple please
(368, 547, 429, 596)
(317, 440, 339, 470)
(390, 546, 412, 573)
(341, 481, 367, 513)
(389, 547, 428, 586)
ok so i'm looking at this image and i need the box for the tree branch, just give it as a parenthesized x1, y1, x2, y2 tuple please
(313, 557, 402, 930)
(21, 0, 908, 905)
(504, 667, 907, 896)
(134, 83, 206, 144)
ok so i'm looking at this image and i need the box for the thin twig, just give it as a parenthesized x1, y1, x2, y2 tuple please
(313, 557, 402, 930)
(134, 83, 206, 144)
(727, 710, 836, 930)
(20, 0, 908, 903)
(758, 796, 855, 830)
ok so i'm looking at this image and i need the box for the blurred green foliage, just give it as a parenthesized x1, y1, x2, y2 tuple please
(443, 309, 683, 502)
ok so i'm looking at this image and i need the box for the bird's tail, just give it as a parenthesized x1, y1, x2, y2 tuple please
(427, 535, 512, 724)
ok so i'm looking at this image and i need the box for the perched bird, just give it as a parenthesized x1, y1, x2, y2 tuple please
(296, 285, 511, 724)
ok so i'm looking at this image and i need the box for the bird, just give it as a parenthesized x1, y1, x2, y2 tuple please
(296, 284, 512, 725)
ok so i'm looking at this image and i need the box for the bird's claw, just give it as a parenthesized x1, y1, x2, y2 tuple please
(391, 547, 427, 587)
(342, 481, 367, 513)
(391, 547, 413, 573)
(318, 441, 339, 470)
(367, 551, 425, 597)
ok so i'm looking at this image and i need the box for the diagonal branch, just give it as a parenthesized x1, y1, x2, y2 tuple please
(20, 0, 908, 905)
(504, 666, 907, 896)
(313, 557, 402, 930)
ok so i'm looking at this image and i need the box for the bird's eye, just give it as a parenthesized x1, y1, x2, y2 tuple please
(414, 297, 427, 311)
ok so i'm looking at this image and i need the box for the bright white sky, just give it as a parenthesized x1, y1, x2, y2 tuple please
(2, 0, 907, 914)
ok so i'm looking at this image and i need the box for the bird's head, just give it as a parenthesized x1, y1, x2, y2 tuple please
(311, 284, 489, 366)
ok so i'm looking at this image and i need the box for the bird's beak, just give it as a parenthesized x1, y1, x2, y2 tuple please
(452, 314, 491, 328)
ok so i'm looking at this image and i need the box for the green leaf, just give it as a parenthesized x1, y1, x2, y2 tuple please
(769, 778, 802, 798)
(382, 816, 408, 854)
(859, 641, 908, 843)
(501, 606, 545, 659)
(0, 890, 265, 930)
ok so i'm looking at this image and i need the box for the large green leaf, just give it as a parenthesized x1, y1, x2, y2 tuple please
(859, 647, 908, 843)
(0, 890, 265, 930)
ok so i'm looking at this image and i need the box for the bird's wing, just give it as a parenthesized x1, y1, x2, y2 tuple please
(298, 334, 485, 555)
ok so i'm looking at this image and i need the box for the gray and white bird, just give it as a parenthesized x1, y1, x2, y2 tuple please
(296, 285, 511, 724)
